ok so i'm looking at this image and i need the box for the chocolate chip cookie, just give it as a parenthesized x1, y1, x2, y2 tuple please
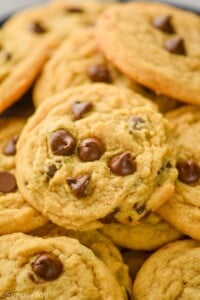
(100, 213, 182, 251)
(0, 30, 47, 112)
(96, 2, 200, 105)
(158, 106, 200, 240)
(33, 28, 179, 112)
(0, 118, 47, 234)
(16, 86, 177, 230)
(0, 233, 124, 299)
(133, 239, 200, 300)
(31, 223, 133, 300)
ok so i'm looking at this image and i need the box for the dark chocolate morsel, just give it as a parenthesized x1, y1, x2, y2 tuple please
(3, 134, 19, 156)
(164, 37, 186, 55)
(99, 207, 120, 224)
(109, 152, 136, 176)
(46, 165, 57, 178)
(177, 159, 200, 184)
(67, 174, 91, 198)
(88, 64, 111, 83)
(71, 101, 93, 120)
(50, 130, 76, 156)
(78, 137, 104, 162)
(31, 253, 63, 281)
(0, 171, 17, 193)
(152, 15, 174, 33)
(66, 7, 84, 13)
(29, 21, 47, 34)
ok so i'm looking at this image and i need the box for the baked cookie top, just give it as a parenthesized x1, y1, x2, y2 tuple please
(33, 28, 179, 112)
(133, 239, 200, 300)
(31, 223, 133, 300)
(0, 118, 47, 234)
(0, 30, 47, 113)
(158, 106, 200, 240)
(96, 2, 200, 105)
(100, 213, 182, 251)
(0, 233, 124, 299)
(16, 85, 177, 230)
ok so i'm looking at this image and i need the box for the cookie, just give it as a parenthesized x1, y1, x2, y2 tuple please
(16, 85, 177, 230)
(100, 213, 183, 251)
(31, 223, 133, 300)
(96, 2, 200, 105)
(121, 249, 151, 280)
(158, 106, 200, 240)
(133, 239, 200, 300)
(33, 28, 179, 113)
(0, 30, 47, 112)
(0, 233, 124, 299)
(0, 118, 47, 234)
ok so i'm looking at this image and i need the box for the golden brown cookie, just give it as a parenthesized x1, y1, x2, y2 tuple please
(158, 106, 200, 240)
(0, 118, 47, 234)
(96, 2, 200, 105)
(133, 239, 200, 300)
(0, 233, 124, 299)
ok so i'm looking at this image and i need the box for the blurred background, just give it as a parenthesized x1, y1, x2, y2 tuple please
(0, 0, 199, 20)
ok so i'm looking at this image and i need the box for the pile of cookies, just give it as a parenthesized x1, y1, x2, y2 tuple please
(0, 0, 200, 299)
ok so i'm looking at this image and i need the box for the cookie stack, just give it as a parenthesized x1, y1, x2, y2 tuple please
(0, 0, 200, 299)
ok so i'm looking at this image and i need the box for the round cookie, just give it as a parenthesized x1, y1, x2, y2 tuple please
(121, 249, 151, 280)
(0, 118, 47, 234)
(158, 106, 200, 240)
(33, 28, 179, 112)
(96, 2, 200, 105)
(16, 89, 177, 230)
(31, 223, 133, 300)
(0, 30, 47, 113)
(100, 213, 183, 251)
(0, 233, 124, 299)
(133, 239, 200, 300)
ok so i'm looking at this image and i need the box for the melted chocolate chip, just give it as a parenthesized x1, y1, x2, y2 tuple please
(31, 253, 63, 281)
(46, 165, 57, 178)
(177, 159, 200, 184)
(66, 7, 84, 13)
(164, 37, 186, 55)
(88, 64, 111, 83)
(131, 116, 145, 130)
(133, 204, 146, 215)
(67, 175, 90, 198)
(128, 216, 133, 222)
(109, 152, 136, 176)
(5, 52, 12, 61)
(152, 15, 174, 33)
(78, 137, 104, 162)
(71, 101, 93, 120)
(0, 171, 17, 193)
(50, 130, 76, 156)
(29, 21, 47, 34)
(99, 207, 120, 224)
(3, 134, 19, 156)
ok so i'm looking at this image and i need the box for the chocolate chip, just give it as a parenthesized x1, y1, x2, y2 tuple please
(88, 64, 111, 83)
(29, 21, 47, 34)
(3, 134, 19, 156)
(0, 171, 17, 193)
(177, 159, 200, 184)
(71, 101, 93, 120)
(128, 216, 133, 222)
(50, 130, 76, 156)
(31, 253, 63, 281)
(131, 116, 145, 130)
(67, 175, 90, 198)
(4, 52, 12, 61)
(99, 207, 120, 224)
(46, 165, 57, 178)
(66, 7, 84, 13)
(164, 37, 186, 55)
(78, 137, 104, 162)
(133, 203, 146, 215)
(108, 152, 136, 176)
(152, 15, 174, 33)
